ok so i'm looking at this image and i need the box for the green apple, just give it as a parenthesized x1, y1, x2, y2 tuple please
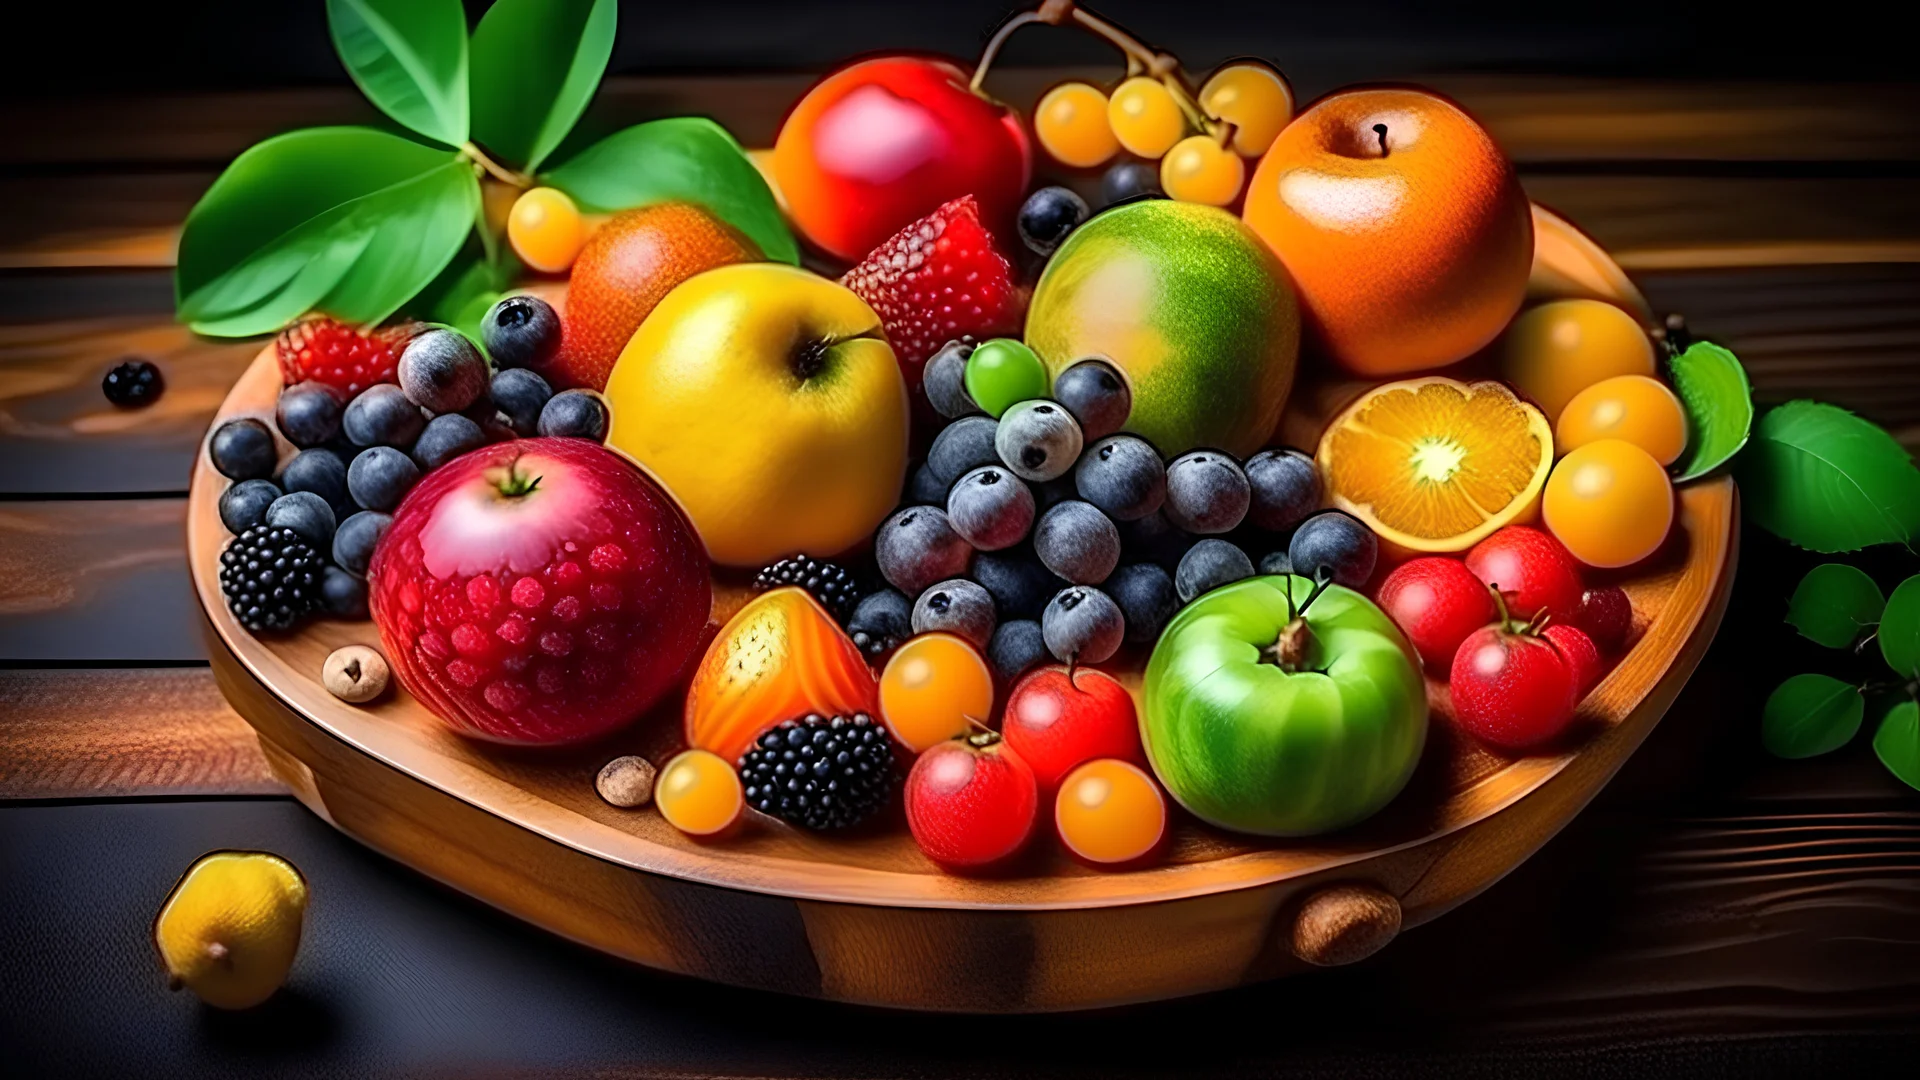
(1141, 575, 1427, 836)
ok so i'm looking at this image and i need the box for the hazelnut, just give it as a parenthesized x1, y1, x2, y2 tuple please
(596, 755, 657, 808)
(323, 645, 390, 703)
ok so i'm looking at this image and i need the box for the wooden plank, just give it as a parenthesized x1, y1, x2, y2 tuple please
(0, 499, 200, 662)
(0, 667, 279, 798)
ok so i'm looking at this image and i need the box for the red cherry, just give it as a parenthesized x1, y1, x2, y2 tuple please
(1465, 526, 1584, 625)
(1575, 585, 1633, 653)
(772, 56, 1033, 262)
(1373, 556, 1498, 669)
(1449, 622, 1577, 750)
(1542, 623, 1602, 696)
(905, 732, 1038, 871)
(1001, 666, 1143, 791)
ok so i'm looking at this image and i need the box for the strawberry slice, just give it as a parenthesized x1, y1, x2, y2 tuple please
(274, 316, 411, 395)
(841, 195, 1024, 396)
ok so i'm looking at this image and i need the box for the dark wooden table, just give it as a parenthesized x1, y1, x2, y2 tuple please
(4, 67, 1920, 1078)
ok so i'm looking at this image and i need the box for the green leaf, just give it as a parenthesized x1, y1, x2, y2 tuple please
(1761, 673, 1864, 759)
(544, 118, 799, 265)
(470, 0, 615, 172)
(1873, 699, 1920, 791)
(1785, 563, 1884, 648)
(176, 127, 478, 337)
(327, 0, 470, 146)
(1879, 575, 1920, 677)
(1736, 400, 1920, 553)
(1667, 341, 1753, 482)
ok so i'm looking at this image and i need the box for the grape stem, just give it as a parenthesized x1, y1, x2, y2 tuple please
(460, 142, 534, 189)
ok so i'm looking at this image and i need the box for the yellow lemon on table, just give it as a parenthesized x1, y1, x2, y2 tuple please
(154, 850, 307, 1009)
(604, 263, 909, 567)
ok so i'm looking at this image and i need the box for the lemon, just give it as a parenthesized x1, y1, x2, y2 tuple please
(154, 851, 307, 1009)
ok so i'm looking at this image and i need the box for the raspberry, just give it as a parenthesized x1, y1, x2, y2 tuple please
(275, 316, 411, 395)
(840, 196, 1024, 394)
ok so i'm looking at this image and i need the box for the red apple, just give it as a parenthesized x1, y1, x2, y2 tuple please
(369, 438, 711, 745)
(905, 732, 1037, 872)
(1001, 666, 1142, 790)
(1373, 556, 1497, 670)
(1449, 621, 1577, 750)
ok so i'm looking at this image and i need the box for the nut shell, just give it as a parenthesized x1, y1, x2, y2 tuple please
(323, 645, 390, 703)
(595, 755, 657, 808)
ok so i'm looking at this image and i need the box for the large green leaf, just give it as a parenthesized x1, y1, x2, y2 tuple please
(1736, 400, 1920, 552)
(1667, 341, 1753, 482)
(1785, 563, 1884, 649)
(1874, 699, 1920, 791)
(1761, 673, 1863, 759)
(176, 127, 477, 337)
(327, 0, 470, 146)
(1880, 574, 1920, 677)
(544, 118, 798, 265)
(470, 0, 615, 172)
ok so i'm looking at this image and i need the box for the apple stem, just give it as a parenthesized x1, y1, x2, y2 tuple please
(494, 456, 543, 499)
(1265, 617, 1318, 673)
(1372, 123, 1389, 157)
(1298, 568, 1335, 617)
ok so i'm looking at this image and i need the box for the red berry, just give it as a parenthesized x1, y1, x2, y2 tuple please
(1449, 622, 1577, 750)
(1542, 623, 1602, 696)
(905, 732, 1037, 871)
(275, 316, 409, 395)
(368, 438, 711, 746)
(840, 195, 1025, 398)
(1464, 526, 1584, 625)
(1373, 556, 1498, 669)
(1001, 666, 1143, 791)
(1575, 585, 1633, 653)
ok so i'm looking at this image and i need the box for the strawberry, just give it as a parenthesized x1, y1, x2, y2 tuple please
(275, 316, 411, 395)
(841, 195, 1024, 397)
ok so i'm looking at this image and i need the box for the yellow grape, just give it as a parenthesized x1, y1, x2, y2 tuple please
(508, 187, 587, 274)
(1160, 135, 1245, 206)
(1036, 82, 1120, 168)
(1199, 62, 1293, 157)
(1107, 77, 1186, 159)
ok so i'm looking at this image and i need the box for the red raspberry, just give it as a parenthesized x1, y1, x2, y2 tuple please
(275, 316, 411, 395)
(840, 195, 1025, 398)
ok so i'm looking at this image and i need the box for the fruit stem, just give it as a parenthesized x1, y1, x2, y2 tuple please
(460, 142, 534, 190)
(1264, 617, 1319, 673)
(970, 4, 1062, 96)
(1298, 568, 1335, 617)
(493, 456, 543, 499)
(1373, 123, 1390, 157)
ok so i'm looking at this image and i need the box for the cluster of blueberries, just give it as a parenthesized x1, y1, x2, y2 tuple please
(848, 340, 1381, 684)
(206, 297, 606, 631)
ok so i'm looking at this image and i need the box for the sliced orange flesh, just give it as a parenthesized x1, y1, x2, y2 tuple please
(1318, 378, 1553, 553)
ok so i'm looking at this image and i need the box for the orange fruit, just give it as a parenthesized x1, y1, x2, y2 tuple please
(551, 203, 760, 392)
(1242, 88, 1532, 376)
(1317, 377, 1553, 553)
(1500, 299, 1655, 423)
(1555, 374, 1687, 464)
(1543, 439, 1674, 568)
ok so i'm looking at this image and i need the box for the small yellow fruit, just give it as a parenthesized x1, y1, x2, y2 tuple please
(154, 851, 307, 1009)
(1500, 299, 1655, 423)
(1036, 82, 1121, 168)
(1199, 62, 1293, 157)
(1555, 374, 1688, 464)
(1107, 77, 1186, 158)
(1160, 135, 1246, 206)
(508, 187, 588, 274)
(1543, 439, 1675, 568)
(655, 749, 744, 836)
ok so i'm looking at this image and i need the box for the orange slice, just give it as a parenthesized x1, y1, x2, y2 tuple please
(1317, 377, 1553, 553)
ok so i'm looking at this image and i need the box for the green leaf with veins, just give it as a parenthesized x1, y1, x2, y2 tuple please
(1879, 575, 1920, 678)
(1761, 673, 1864, 759)
(470, 0, 616, 172)
(327, 0, 470, 146)
(544, 118, 799, 265)
(1667, 341, 1753, 482)
(175, 127, 478, 337)
(1785, 563, 1884, 649)
(1874, 699, 1920, 791)
(1736, 400, 1920, 553)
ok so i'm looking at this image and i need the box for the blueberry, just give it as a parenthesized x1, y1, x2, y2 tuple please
(332, 510, 392, 577)
(1288, 511, 1378, 588)
(1017, 186, 1091, 256)
(1164, 451, 1251, 534)
(320, 565, 369, 619)
(1042, 586, 1125, 664)
(927, 415, 1000, 484)
(1107, 563, 1178, 643)
(218, 478, 282, 535)
(480, 295, 561, 371)
(1074, 434, 1165, 522)
(911, 578, 997, 649)
(1033, 500, 1120, 585)
(923, 341, 981, 419)
(905, 462, 949, 506)
(1258, 550, 1292, 576)
(947, 465, 1036, 551)
(875, 505, 972, 596)
(490, 367, 553, 437)
(971, 549, 1063, 621)
(538, 389, 609, 441)
(343, 384, 426, 449)
(397, 328, 487, 414)
(1100, 160, 1164, 207)
(264, 491, 336, 550)
(209, 418, 278, 481)
(1118, 507, 1195, 572)
(412, 412, 487, 471)
(102, 358, 163, 408)
(1176, 539, 1255, 603)
(987, 619, 1048, 684)
(275, 381, 345, 448)
(848, 588, 913, 659)
(1053, 360, 1131, 441)
(347, 446, 420, 513)
(1245, 448, 1321, 532)
(278, 447, 351, 515)
(995, 400, 1083, 482)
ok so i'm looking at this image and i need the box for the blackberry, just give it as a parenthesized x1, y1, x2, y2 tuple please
(102, 358, 163, 407)
(753, 555, 861, 622)
(739, 713, 896, 830)
(218, 524, 325, 632)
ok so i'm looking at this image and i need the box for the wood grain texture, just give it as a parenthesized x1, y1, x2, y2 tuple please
(0, 498, 200, 662)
